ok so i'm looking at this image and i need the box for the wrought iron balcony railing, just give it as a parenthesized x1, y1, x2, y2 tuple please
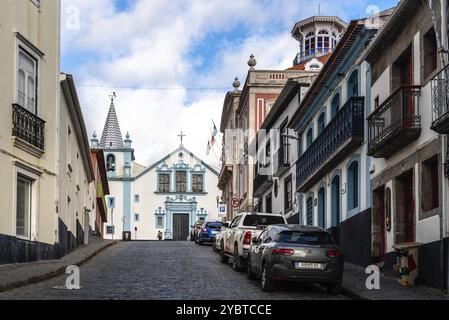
(367, 85, 421, 158)
(293, 48, 332, 65)
(296, 96, 364, 192)
(12, 104, 46, 151)
(431, 64, 449, 134)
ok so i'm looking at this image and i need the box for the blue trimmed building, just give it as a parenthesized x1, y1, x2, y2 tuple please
(92, 98, 221, 241)
(288, 11, 393, 266)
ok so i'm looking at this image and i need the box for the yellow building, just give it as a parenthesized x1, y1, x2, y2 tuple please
(0, 0, 95, 264)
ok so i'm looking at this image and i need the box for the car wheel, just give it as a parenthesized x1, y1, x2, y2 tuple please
(232, 246, 242, 271)
(261, 264, 274, 292)
(198, 239, 203, 245)
(246, 257, 257, 280)
(326, 283, 342, 295)
(219, 242, 229, 264)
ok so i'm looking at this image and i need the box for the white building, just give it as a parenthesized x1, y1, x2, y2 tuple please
(92, 98, 221, 241)
(289, 12, 392, 266)
(58, 74, 96, 254)
(253, 78, 313, 223)
(360, 0, 448, 289)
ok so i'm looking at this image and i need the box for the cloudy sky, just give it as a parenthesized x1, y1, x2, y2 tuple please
(60, 0, 396, 168)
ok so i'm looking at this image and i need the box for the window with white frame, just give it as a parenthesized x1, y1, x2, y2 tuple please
(106, 226, 115, 234)
(17, 47, 38, 114)
(305, 32, 316, 56)
(134, 194, 140, 203)
(134, 214, 140, 222)
(16, 175, 33, 238)
(159, 173, 170, 192)
(192, 174, 204, 193)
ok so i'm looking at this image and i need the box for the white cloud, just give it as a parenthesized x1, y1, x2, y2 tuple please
(61, 0, 388, 166)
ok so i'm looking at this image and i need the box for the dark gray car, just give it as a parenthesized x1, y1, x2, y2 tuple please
(247, 225, 344, 294)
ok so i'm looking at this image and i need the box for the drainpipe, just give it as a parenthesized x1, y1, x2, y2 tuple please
(428, 0, 448, 292)
(440, 1, 449, 293)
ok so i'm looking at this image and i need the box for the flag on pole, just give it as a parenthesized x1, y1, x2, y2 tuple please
(212, 120, 218, 137)
(206, 141, 211, 156)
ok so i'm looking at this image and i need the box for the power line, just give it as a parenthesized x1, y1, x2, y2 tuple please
(76, 84, 230, 91)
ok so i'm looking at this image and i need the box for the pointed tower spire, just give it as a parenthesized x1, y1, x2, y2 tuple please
(100, 92, 125, 149)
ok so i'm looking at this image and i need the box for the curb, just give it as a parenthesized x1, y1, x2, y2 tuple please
(0, 241, 118, 294)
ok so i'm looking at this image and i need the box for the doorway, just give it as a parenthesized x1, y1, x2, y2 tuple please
(173, 213, 190, 241)
(395, 172, 415, 244)
(374, 187, 387, 261)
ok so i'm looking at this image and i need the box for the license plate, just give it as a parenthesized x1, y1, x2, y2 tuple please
(211, 231, 218, 235)
(295, 262, 324, 270)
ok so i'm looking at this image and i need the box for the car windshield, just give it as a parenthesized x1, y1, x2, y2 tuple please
(277, 231, 335, 245)
(243, 215, 285, 227)
(206, 222, 222, 229)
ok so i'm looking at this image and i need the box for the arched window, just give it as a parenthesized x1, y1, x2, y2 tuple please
(306, 196, 314, 225)
(318, 111, 326, 134)
(331, 93, 340, 119)
(348, 161, 359, 211)
(331, 175, 341, 227)
(317, 30, 330, 54)
(348, 70, 359, 98)
(318, 187, 326, 228)
(305, 32, 316, 56)
(106, 154, 116, 172)
(306, 127, 313, 148)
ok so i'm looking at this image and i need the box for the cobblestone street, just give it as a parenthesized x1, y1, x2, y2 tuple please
(0, 241, 347, 300)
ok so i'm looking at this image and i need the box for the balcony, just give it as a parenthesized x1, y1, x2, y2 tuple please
(431, 65, 449, 134)
(12, 104, 45, 155)
(254, 162, 273, 197)
(368, 86, 421, 158)
(293, 48, 331, 65)
(296, 97, 365, 192)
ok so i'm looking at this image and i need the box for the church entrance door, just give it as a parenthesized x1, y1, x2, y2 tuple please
(173, 213, 190, 241)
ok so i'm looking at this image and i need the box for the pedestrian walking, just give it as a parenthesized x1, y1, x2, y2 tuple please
(157, 231, 163, 241)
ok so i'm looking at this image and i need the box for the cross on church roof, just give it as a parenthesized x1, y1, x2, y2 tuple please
(178, 131, 186, 146)
(109, 92, 117, 103)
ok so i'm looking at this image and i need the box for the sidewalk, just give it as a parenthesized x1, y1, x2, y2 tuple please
(0, 237, 117, 293)
(342, 262, 449, 300)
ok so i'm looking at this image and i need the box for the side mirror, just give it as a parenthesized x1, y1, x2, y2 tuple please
(191, 225, 194, 228)
(252, 237, 260, 244)
(222, 222, 229, 228)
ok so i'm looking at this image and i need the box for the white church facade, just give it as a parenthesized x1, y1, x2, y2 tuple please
(91, 97, 221, 241)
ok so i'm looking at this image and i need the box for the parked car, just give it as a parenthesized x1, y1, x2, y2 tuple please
(190, 220, 204, 242)
(212, 221, 230, 253)
(247, 225, 344, 294)
(196, 221, 223, 245)
(220, 212, 287, 271)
